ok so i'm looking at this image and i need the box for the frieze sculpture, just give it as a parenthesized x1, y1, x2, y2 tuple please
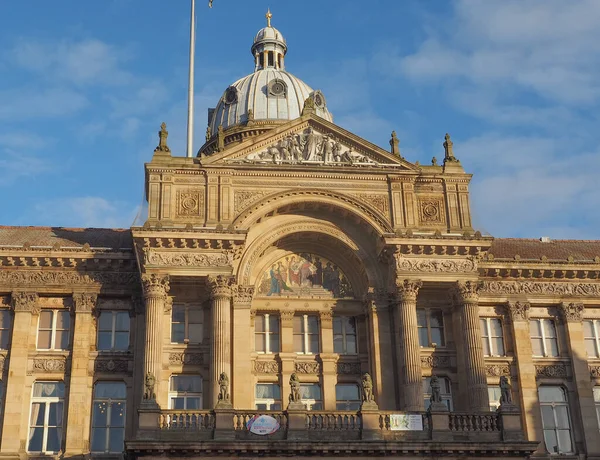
(95, 359, 129, 373)
(169, 353, 203, 365)
(591, 366, 600, 378)
(396, 257, 477, 273)
(144, 250, 232, 268)
(481, 281, 600, 297)
(253, 360, 280, 374)
(241, 127, 379, 166)
(32, 358, 67, 373)
(505, 301, 530, 322)
(233, 285, 255, 305)
(486, 364, 511, 377)
(1, 271, 139, 288)
(421, 355, 451, 369)
(558, 302, 584, 323)
(295, 362, 321, 374)
(143, 372, 156, 400)
(337, 362, 361, 375)
(535, 364, 567, 378)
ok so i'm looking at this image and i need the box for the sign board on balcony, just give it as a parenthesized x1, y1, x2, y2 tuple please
(389, 414, 423, 431)
(246, 415, 280, 435)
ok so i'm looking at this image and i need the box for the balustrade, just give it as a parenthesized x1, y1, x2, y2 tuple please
(159, 410, 215, 430)
(448, 413, 500, 432)
(232, 410, 288, 432)
(305, 412, 361, 431)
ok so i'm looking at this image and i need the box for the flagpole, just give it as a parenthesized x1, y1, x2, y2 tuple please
(186, 0, 196, 158)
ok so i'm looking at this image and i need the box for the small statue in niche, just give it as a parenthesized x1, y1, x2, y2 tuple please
(430, 375, 442, 404)
(289, 372, 301, 403)
(500, 376, 513, 405)
(143, 372, 156, 400)
(361, 373, 374, 402)
(218, 372, 230, 402)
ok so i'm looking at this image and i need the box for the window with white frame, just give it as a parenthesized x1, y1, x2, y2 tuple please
(417, 309, 445, 347)
(255, 383, 282, 410)
(37, 310, 70, 350)
(28, 382, 65, 454)
(293, 315, 319, 354)
(335, 384, 361, 410)
(333, 316, 357, 354)
(423, 377, 453, 411)
(91, 382, 126, 453)
(0, 310, 11, 349)
(255, 314, 280, 353)
(584, 320, 600, 358)
(97, 311, 130, 351)
(480, 318, 505, 356)
(169, 375, 202, 409)
(530, 319, 559, 357)
(299, 383, 322, 410)
(594, 387, 600, 430)
(488, 385, 501, 411)
(539, 386, 573, 454)
(171, 305, 203, 344)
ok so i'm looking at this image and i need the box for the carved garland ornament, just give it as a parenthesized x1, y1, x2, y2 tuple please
(418, 198, 445, 224)
(95, 359, 129, 373)
(169, 353, 203, 365)
(337, 362, 362, 374)
(481, 281, 600, 297)
(144, 250, 232, 268)
(234, 190, 267, 214)
(1, 271, 139, 287)
(295, 362, 321, 374)
(395, 257, 477, 273)
(33, 358, 67, 373)
(253, 361, 280, 374)
(591, 366, 600, 378)
(535, 364, 567, 378)
(176, 190, 204, 217)
(233, 285, 255, 305)
(420, 355, 451, 369)
(486, 364, 511, 377)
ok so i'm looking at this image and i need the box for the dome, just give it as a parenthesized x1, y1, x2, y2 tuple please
(206, 10, 333, 138)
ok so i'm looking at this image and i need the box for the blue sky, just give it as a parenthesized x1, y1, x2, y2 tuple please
(1, 0, 599, 239)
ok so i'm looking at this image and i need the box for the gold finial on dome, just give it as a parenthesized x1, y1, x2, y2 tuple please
(266, 8, 272, 27)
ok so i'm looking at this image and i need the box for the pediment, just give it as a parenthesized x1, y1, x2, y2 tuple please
(201, 115, 417, 171)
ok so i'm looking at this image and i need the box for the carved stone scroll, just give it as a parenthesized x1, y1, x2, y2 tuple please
(486, 364, 511, 377)
(295, 361, 321, 374)
(420, 355, 451, 369)
(481, 281, 600, 297)
(1, 271, 139, 288)
(535, 364, 567, 378)
(32, 358, 67, 373)
(144, 250, 232, 268)
(169, 353, 203, 365)
(253, 361, 280, 374)
(337, 362, 361, 375)
(95, 359, 129, 373)
(396, 257, 477, 273)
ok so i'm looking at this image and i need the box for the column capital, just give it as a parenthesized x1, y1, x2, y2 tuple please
(395, 279, 422, 302)
(141, 273, 170, 300)
(319, 309, 333, 328)
(208, 275, 233, 299)
(232, 284, 255, 306)
(280, 309, 295, 327)
(452, 280, 481, 304)
(558, 302, 584, 323)
(505, 301, 530, 322)
(72, 292, 98, 314)
(11, 291, 39, 315)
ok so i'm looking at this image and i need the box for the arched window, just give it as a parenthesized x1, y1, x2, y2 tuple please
(91, 382, 126, 453)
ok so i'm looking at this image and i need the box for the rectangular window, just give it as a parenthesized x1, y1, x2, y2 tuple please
(530, 319, 559, 357)
(299, 383, 322, 410)
(488, 385, 501, 411)
(423, 377, 453, 411)
(91, 382, 126, 453)
(417, 309, 445, 347)
(584, 320, 600, 358)
(37, 310, 70, 350)
(293, 315, 319, 354)
(255, 314, 280, 353)
(255, 383, 282, 410)
(171, 305, 203, 344)
(480, 318, 505, 356)
(594, 387, 600, 430)
(333, 316, 357, 354)
(169, 375, 202, 409)
(335, 384, 360, 410)
(539, 386, 573, 454)
(97, 311, 130, 351)
(28, 382, 65, 454)
(0, 310, 11, 349)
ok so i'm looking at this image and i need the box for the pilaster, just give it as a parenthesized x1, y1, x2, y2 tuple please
(64, 292, 97, 457)
(232, 284, 254, 409)
(394, 279, 423, 411)
(319, 310, 336, 410)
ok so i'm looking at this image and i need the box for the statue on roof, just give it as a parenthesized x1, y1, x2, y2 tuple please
(154, 122, 171, 154)
(390, 131, 401, 157)
(443, 133, 459, 164)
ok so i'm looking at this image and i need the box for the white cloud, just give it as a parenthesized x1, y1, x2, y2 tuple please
(0, 150, 54, 186)
(32, 197, 138, 228)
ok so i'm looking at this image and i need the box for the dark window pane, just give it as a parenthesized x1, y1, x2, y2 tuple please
(93, 402, 108, 426)
(333, 317, 342, 334)
(417, 310, 427, 326)
(56, 330, 69, 349)
(171, 323, 185, 343)
(309, 335, 319, 353)
(293, 316, 303, 333)
(255, 315, 265, 332)
(110, 402, 126, 427)
(0, 330, 8, 349)
(494, 337, 505, 355)
(97, 332, 112, 350)
(185, 397, 201, 409)
(115, 312, 130, 330)
(188, 325, 202, 343)
(544, 430, 559, 454)
(0, 310, 10, 328)
(114, 332, 129, 349)
(37, 330, 52, 349)
(98, 312, 113, 331)
(346, 335, 357, 354)
(108, 427, 124, 453)
(91, 427, 107, 452)
(30, 403, 45, 425)
(429, 311, 443, 328)
(557, 429, 572, 453)
(531, 338, 544, 356)
(46, 427, 61, 452)
(333, 336, 344, 353)
(170, 397, 185, 409)
(271, 403, 282, 410)
(172, 306, 185, 323)
(418, 328, 428, 347)
(547, 338, 559, 357)
(256, 403, 267, 410)
(188, 309, 202, 325)
(268, 315, 279, 333)
(586, 339, 598, 357)
(57, 311, 70, 329)
(541, 406, 556, 428)
(28, 427, 44, 452)
(431, 327, 444, 346)
(48, 402, 63, 426)
(307, 316, 319, 333)
(95, 382, 126, 399)
(39, 311, 53, 329)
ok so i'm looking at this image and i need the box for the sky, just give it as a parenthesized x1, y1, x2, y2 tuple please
(1, 0, 599, 239)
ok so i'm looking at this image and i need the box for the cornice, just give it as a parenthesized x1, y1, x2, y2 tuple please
(132, 235, 245, 251)
(0, 269, 140, 289)
(480, 264, 600, 281)
(0, 253, 137, 270)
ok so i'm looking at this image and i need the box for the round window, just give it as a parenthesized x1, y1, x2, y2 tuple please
(269, 79, 287, 97)
(224, 87, 238, 105)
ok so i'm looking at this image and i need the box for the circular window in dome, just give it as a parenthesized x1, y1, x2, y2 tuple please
(312, 90, 326, 108)
(224, 87, 238, 105)
(268, 79, 287, 97)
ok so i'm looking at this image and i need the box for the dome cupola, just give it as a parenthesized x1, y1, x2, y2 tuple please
(251, 9, 287, 71)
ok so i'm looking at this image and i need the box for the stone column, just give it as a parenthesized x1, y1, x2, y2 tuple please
(141, 273, 170, 406)
(558, 302, 600, 456)
(208, 275, 233, 408)
(65, 293, 97, 456)
(453, 281, 489, 412)
(1, 292, 38, 454)
(394, 279, 423, 411)
(232, 285, 254, 409)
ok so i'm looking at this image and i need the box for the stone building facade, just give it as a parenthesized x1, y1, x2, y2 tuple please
(0, 13, 599, 460)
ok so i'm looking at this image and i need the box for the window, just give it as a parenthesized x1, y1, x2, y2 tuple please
(299, 383, 322, 410)
(293, 315, 319, 354)
(0, 310, 11, 349)
(0, 380, 4, 417)
(37, 310, 70, 350)
(171, 305, 203, 344)
(336, 384, 360, 410)
(539, 386, 573, 454)
(488, 385, 501, 411)
(594, 387, 600, 430)
(97, 311, 130, 351)
(169, 375, 202, 409)
(28, 382, 65, 454)
(417, 309, 445, 347)
(91, 382, 126, 453)
(255, 383, 281, 410)
(481, 318, 505, 356)
(333, 316, 357, 354)
(255, 314, 280, 353)
(584, 320, 600, 358)
(423, 377, 453, 410)
(530, 319, 559, 357)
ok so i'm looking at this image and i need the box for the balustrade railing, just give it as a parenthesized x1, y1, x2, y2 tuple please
(448, 412, 500, 432)
(306, 412, 361, 431)
(159, 410, 215, 430)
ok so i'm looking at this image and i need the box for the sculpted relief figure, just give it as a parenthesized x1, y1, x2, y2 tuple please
(361, 373, 374, 402)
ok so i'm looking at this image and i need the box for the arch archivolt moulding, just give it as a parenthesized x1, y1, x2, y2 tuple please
(236, 218, 384, 295)
(232, 188, 393, 236)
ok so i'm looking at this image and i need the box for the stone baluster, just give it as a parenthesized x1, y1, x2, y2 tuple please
(394, 279, 423, 411)
(453, 281, 489, 412)
(141, 273, 170, 406)
(208, 275, 233, 408)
